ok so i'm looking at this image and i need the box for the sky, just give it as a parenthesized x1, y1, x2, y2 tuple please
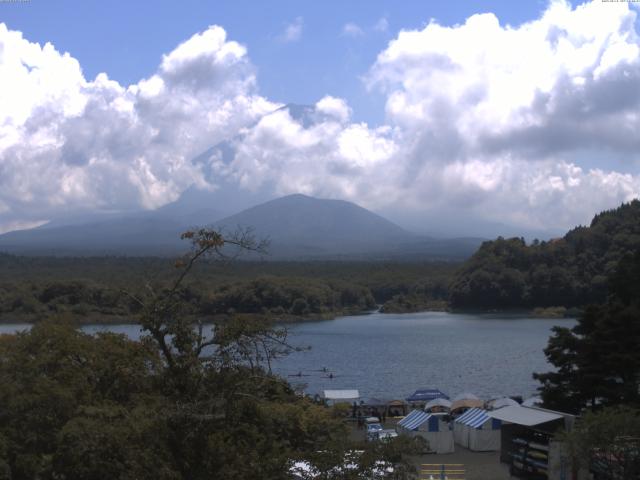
(1, 0, 640, 236)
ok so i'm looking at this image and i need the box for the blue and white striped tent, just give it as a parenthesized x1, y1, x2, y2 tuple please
(396, 410, 454, 453)
(456, 408, 491, 428)
(454, 408, 501, 451)
(398, 410, 437, 431)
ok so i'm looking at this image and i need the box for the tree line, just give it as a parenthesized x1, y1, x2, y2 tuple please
(0, 254, 458, 323)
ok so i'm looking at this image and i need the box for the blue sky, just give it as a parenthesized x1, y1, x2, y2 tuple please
(2, 0, 550, 125)
(1, 0, 639, 236)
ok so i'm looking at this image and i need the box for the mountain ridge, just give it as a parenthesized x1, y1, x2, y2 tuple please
(0, 192, 483, 260)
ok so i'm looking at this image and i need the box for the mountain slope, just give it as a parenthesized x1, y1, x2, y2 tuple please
(215, 194, 411, 256)
(0, 195, 225, 256)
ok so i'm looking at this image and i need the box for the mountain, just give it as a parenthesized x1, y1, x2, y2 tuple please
(449, 200, 640, 309)
(214, 194, 483, 260)
(0, 191, 226, 256)
(215, 193, 410, 257)
(0, 192, 483, 259)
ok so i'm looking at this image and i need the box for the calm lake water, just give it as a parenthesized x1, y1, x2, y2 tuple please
(0, 311, 575, 401)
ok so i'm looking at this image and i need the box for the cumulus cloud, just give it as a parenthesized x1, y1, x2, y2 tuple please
(342, 22, 365, 38)
(0, 23, 277, 229)
(361, 0, 640, 230)
(227, 105, 398, 204)
(279, 17, 303, 43)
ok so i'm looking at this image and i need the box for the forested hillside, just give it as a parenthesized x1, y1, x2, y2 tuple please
(449, 200, 640, 309)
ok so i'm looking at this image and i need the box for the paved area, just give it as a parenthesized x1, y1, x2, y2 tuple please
(408, 447, 511, 480)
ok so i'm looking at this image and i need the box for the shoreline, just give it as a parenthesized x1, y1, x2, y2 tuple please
(0, 304, 580, 326)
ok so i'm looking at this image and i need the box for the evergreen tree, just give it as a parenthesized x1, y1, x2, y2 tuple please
(534, 250, 640, 413)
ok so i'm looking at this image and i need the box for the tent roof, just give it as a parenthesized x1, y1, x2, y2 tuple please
(323, 389, 359, 400)
(452, 392, 480, 401)
(406, 389, 449, 402)
(398, 410, 432, 431)
(488, 397, 519, 409)
(425, 397, 452, 409)
(451, 398, 484, 411)
(487, 406, 563, 427)
(455, 408, 490, 428)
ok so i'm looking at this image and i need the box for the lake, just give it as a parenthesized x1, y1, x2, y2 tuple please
(273, 311, 575, 401)
(0, 311, 574, 401)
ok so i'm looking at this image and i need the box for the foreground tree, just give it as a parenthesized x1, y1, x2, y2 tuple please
(534, 250, 640, 413)
(560, 407, 640, 480)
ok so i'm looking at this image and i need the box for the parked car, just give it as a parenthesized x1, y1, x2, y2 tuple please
(366, 422, 384, 441)
(367, 428, 398, 443)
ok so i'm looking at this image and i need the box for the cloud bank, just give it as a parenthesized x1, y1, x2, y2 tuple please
(1, 0, 639, 235)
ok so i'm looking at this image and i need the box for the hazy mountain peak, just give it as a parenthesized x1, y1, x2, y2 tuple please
(0, 193, 482, 260)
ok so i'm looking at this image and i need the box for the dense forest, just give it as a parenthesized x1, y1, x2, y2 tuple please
(0, 254, 456, 323)
(449, 200, 640, 310)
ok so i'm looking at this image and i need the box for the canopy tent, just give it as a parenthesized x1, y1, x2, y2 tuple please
(452, 392, 480, 401)
(396, 410, 454, 454)
(323, 389, 359, 406)
(406, 389, 449, 405)
(398, 410, 431, 430)
(521, 396, 543, 407)
(386, 399, 408, 417)
(451, 398, 484, 412)
(487, 397, 520, 410)
(454, 408, 501, 451)
(425, 397, 452, 412)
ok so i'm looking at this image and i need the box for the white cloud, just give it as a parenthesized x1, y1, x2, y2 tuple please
(279, 17, 303, 43)
(227, 105, 398, 204)
(361, 0, 640, 230)
(315, 96, 352, 123)
(342, 22, 365, 38)
(0, 23, 277, 229)
(374, 17, 389, 33)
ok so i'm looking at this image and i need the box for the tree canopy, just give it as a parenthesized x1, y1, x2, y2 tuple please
(449, 200, 640, 309)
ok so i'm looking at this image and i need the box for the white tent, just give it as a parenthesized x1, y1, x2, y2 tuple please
(452, 392, 479, 401)
(487, 397, 519, 410)
(396, 410, 454, 454)
(425, 397, 452, 412)
(453, 408, 501, 451)
(323, 389, 359, 406)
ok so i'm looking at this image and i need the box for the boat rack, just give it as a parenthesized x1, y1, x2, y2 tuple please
(508, 432, 550, 479)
